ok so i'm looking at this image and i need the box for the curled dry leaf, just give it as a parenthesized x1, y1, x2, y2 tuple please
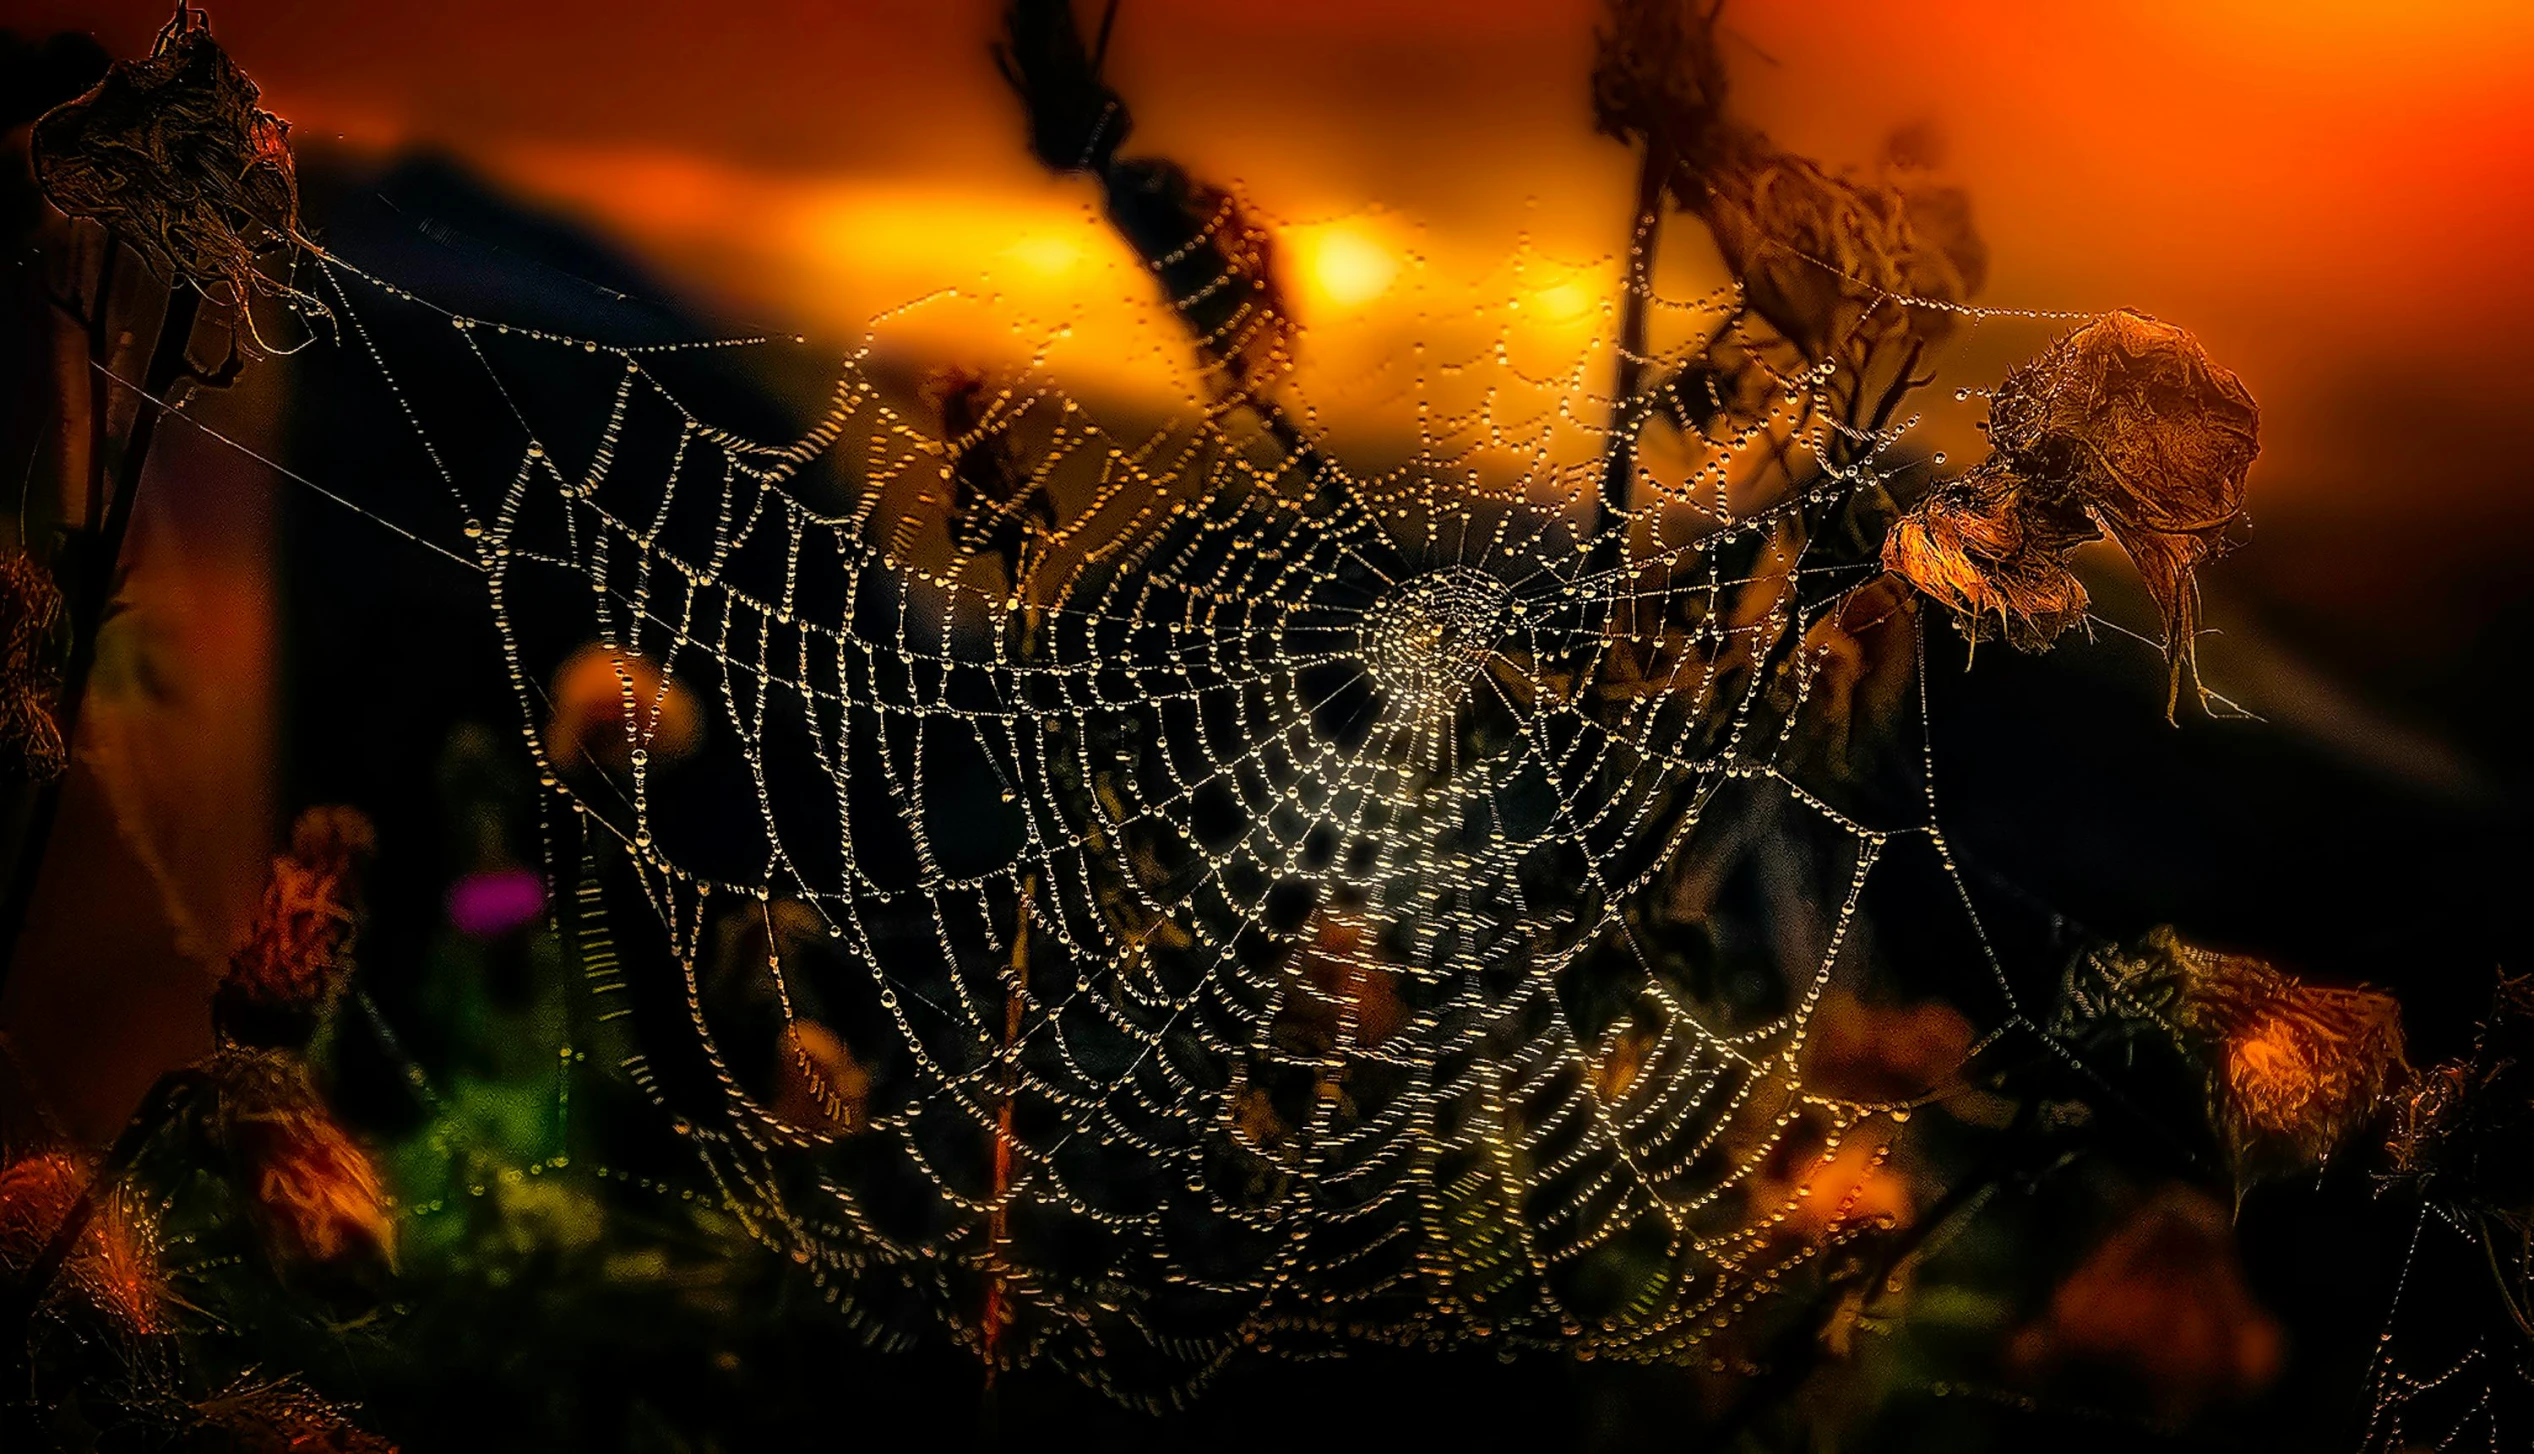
(1886, 310, 2258, 716)
(31, 3, 302, 312)
(1591, 1019, 1659, 1104)
(1798, 989, 1975, 1104)
(1785, 569, 1920, 782)
(772, 1020, 873, 1137)
(1277, 910, 1408, 1056)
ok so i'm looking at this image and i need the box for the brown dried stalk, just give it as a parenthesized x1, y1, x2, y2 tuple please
(2, 5, 293, 989)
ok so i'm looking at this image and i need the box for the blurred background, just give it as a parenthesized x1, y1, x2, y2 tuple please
(2, 2, 2530, 1449)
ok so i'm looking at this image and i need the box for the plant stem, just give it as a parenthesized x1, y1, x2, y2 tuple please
(82, 235, 118, 534)
(1699, 1103, 2038, 1449)
(983, 871, 1034, 1385)
(1598, 138, 1672, 537)
(0, 276, 201, 989)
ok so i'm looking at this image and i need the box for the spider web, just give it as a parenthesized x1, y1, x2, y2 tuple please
(2356, 1206, 2530, 1453)
(261, 199, 2122, 1401)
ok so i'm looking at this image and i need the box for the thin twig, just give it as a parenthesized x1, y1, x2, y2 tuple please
(1598, 137, 1672, 535)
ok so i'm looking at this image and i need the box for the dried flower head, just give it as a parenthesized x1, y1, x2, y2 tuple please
(215, 805, 376, 1045)
(1880, 471, 2091, 652)
(543, 642, 703, 775)
(1799, 990, 1976, 1104)
(2064, 926, 2405, 1188)
(1705, 148, 1985, 360)
(1887, 311, 2258, 717)
(1591, 0, 1729, 159)
(1276, 910, 1408, 1056)
(0, 550, 68, 781)
(1594, 3, 1983, 360)
(2011, 1187, 2281, 1419)
(210, 1048, 396, 1279)
(919, 366, 1055, 581)
(31, 4, 303, 311)
(0, 1148, 166, 1333)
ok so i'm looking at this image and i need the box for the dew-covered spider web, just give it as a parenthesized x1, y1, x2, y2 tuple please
(230, 187, 2162, 1403)
(2355, 1206, 2528, 1453)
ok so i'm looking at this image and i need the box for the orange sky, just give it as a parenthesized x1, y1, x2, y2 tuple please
(18, 0, 2534, 522)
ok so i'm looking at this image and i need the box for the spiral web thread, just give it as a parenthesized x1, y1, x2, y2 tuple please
(277, 200, 2132, 1402)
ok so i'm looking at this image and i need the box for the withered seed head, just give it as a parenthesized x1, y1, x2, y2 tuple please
(209, 1047, 396, 1282)
(1887, 311, 2258, 716)
(1594, 1, 1984, 363)
(2063, 927, 2405, 1190)
(1591, 0, 1730, 159)
(31, 4, 305, 315)
(1881, 467, 2091, 652)
(215, 805, 377, 1047)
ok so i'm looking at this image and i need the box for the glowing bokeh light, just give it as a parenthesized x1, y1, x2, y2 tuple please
(1004, 233, 1084, 277)
(1531, 278, 1596, 322)
(1299, 225, 1400, 310)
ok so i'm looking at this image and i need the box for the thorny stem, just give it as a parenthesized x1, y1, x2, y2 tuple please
(0, 264, 205, 990)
